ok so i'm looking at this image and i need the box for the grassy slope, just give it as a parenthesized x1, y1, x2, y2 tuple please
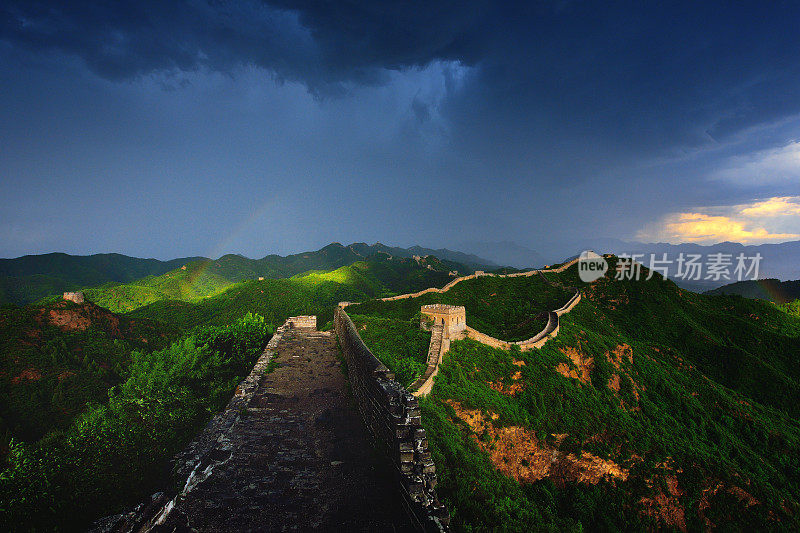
(83, 259, 237, 313)
(357, 258, 800, 530)
(0, 253, 200, 306)
(117, 259, 459, 332)
(347, 314, 432, 387)
(0, 243, 482, 307)
(83, 254, 459, 317)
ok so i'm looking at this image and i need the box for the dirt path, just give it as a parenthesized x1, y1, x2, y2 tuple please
(166, 327, 414, 532)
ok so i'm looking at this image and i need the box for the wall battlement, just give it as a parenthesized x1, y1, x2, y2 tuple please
(342, 257, 584, 398)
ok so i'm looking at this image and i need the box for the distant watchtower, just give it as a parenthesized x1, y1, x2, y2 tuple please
(420, 304, 466, 339)
(63, 291, 85, 304)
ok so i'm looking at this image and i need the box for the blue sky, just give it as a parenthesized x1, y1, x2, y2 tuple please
(1, 1, 799, 259)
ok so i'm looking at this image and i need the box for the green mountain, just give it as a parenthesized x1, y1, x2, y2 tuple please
(0, 243, 491, 307)
(0, 299, 177, 445)
(348, 271, 573, 342)
(351, 257, 800, 530)
(705, 278, 800, 304)
(0, 313, 271, 531)
(0, 254, 464, 448)
(0, 253, 201, 306)
(156, 242, 488, 283)
(125, 255, 462, 330)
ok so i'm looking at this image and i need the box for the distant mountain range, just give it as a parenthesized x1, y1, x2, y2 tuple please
(0, 243, 496, 306)
(492, 238, 800, 291)
(455, 240, 545, 270)
(4, 239, 799, 305)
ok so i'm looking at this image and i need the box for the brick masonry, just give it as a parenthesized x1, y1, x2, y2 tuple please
(335, 307, 450, 531)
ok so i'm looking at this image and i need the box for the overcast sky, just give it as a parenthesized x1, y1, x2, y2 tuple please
(1, 1, 800, 259)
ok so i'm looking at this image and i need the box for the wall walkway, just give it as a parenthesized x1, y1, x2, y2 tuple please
(335, 307, 450, 531)
(93, 318, 425, 532)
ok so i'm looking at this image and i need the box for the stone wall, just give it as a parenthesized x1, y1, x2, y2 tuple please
(554, 291, 582, 316)
(374, 257, 581, 305)
(345, 257, 584, 399)
(287, 315, 316, 329)
(334, 307, 449, 531)
(409, 324, 449, 397)
(463, 326, 512, 350)
(63, 291, 85, 304)
(420, 304, 466, 339)
(90, 322, 289, 533)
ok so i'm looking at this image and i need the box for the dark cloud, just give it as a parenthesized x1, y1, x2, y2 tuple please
(4, 1, 799, 150)
(2, 1, 800, 259)
(0, 0, 490, 92)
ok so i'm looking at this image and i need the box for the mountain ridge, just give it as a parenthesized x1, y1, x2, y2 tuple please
(0, 243, 497, 306)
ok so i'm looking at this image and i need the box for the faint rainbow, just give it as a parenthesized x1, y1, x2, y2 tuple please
(182, 197, 279, 295)
(754, 278, 787, 304)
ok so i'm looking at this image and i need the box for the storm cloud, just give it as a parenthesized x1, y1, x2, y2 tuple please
(1, 1, 799, 259)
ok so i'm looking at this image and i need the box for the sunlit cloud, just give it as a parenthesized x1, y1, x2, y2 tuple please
(739, 196, 800, 217)
(712, 141, 800, 186)
(637, 196, 800, 244)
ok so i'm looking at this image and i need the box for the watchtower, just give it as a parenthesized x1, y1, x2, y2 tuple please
(63, 291, 85, 304)
(420, 304, 466, 338)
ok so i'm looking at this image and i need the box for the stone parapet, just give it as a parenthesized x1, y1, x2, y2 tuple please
(335, 307, 449, 532)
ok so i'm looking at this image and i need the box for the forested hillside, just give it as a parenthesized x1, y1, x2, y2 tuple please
(706, 278, 800, 304)
(0, 314, 272, 531)
(353, 257, 800, 530)
(0, 299, 177, 446)
(0, 253, 200, 306)
(347, 271, 573, 342)
(0, 243, 489, 307)
(100, 255, 462, 322)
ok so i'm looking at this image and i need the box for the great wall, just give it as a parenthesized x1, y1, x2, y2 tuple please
(341, 257, 583, 397)
(96, 257, 584, 532)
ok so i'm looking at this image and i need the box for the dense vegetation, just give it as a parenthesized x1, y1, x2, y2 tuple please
(783, 299, 800, 318)
(348, 272, 574, 342)
(348, 314, 431, 386)
(0, 300, 177, 447)
(355, 258, 800, 530)
(0, 313, 271, 531)
(0, 243, 487, 307)
(81, 254, 460, 316)
(5, 247, 799, 531)
(0, 254, 463, 454)
(0, 253, 200, 306)
(122, 258, 461, 330)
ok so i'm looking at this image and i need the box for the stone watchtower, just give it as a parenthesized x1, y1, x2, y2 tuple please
(63, 291, 85, 304)
(420, 304, 466, 339)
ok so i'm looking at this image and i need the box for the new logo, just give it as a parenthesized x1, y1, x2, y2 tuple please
(578, 250, 608, 282)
